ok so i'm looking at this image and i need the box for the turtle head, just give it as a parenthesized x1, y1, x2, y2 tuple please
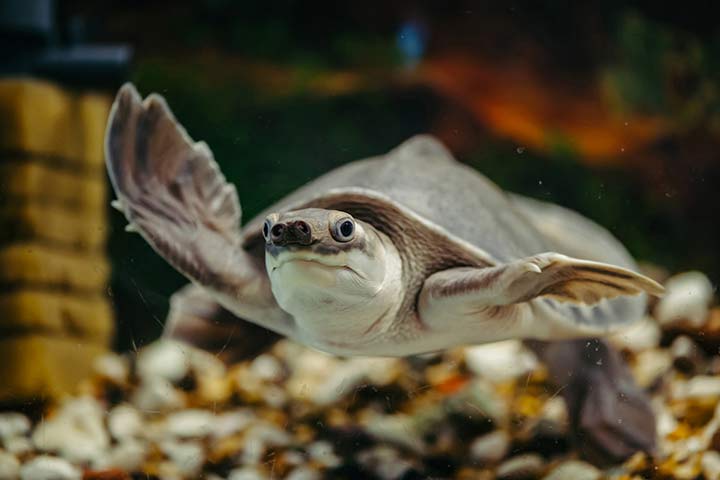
(263, 208, 403, 340)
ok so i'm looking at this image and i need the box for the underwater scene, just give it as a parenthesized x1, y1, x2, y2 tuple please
(1, 1, 720, 479)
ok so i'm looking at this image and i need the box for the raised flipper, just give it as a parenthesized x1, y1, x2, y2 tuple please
(418, 252, 663, 340)
(105, 83, 293, 336)
(527, 339, 657, 465)
(165, 284, 281, 363)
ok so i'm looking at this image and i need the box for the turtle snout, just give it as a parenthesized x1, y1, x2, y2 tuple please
(266, 219, 312, 246)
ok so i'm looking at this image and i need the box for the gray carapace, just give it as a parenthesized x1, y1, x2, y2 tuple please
(105, 84, 663, 464)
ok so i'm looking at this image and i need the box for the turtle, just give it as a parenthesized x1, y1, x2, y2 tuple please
(105, 83, 664, 464)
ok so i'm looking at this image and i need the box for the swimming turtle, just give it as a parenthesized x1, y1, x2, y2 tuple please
(105, 84, 663, 464)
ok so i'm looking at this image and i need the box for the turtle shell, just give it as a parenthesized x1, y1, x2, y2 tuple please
(242, 135, 550, 265)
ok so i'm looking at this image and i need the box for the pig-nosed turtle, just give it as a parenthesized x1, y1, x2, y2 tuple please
(105, 84, 663, 464)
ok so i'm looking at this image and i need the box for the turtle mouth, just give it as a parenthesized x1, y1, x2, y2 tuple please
(269, 253, 362, 277)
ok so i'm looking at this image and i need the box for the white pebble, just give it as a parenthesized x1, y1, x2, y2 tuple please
(655, 271, 714, 327)
(497, 454, 545, 480)
(0, 413, 30, 440)
(20, 456, 81, 480)
(108, 404, 143, 440)
(365, 414, 425, 454)
(286, 466, 320, 480)
(542, 460, 600, 480)
(250, 354, 284, 381)
(632, 350, 672, 389)
(307, 440, 341, 468)
(465, 341, 538, 382)
(228, 466, 265, 480)
(469, 430, 510, 464)
(0, 451, 20, 480)
(131, 377, 185, 412)
(3, 436, 33, 456)
(93, 353, 129, 384)
(609, 316, 661, 352)
(187, 348, 227, 379)
(357, 445, 414, 480)
(211, 410, 255, 439)
(160, 440, 205, 477)
(673, 376, 720, 400)
(136, 340, 190, 383)
(93, 439, 147, 472)
(702, 451, 720, 480)
(165, 410, 215, 438)
(32, 396, 109, 464)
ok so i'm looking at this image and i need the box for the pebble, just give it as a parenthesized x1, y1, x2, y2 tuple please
(702, 451, 720, 480)
(0, 451, 20, 480)
(469, 430, 511, 464)
(285, 466, 321, 480)
(671, 335, 706, 374)
(93, 439, 147, 471)
(0, 414, 30, 440)
(32, 397, 110, 464)
(135, 340, 190, 383)
(496, 454, 545, 480)
(465, 340, 538, 382)
(673, 376, 720, 400)
(365, 414, 425, 453)
(632, 350, 672, 389)
(211, 410, 255, 439)
(609, 316, 661, 351)
(107, 404, 143, 440)
(227, 467, 265, 480)
(249, 353, 284, 381)
(655, 271, 714, 327)
(19, 455, 81, 480)
(186, 347, 227, 379)
(130, 377, 185, 411)
(3, 436, 32, 456)
(93, 353, 129, 385)
(160, 440, 205, 477)
(165, 409, 215, 438)
(307, 440, 341, 468)
(356, 445, 415, 480)
(542, 460, 600, 480)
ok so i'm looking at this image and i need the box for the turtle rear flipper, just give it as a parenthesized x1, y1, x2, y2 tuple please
(105, 84, 293, 336)
(165, 284, 281, 364)
(528, 339, 657, 465)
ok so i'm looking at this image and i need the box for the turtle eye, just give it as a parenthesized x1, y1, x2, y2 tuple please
(262, 220, 271, 241)
(332, 218, 355, 242)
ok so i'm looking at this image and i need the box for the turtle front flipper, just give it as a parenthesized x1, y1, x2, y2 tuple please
(418, 252, 663, 340)
(527, 339, 657, 465)
(105, 84, 293, 336)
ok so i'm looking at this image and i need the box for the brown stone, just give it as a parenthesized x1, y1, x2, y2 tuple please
(0, 160, 106, 212)
(0, 79, 111, 170)
(0, 243, 109, 292)
(0, 203, 106, 250)
(0, 290, 114, 343)
(0, 335, 106, 402)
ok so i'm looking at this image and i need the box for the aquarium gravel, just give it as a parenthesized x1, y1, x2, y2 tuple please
(0, 268, 718, 480)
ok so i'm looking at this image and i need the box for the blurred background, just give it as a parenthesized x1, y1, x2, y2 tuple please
(4, 1, 720, 353)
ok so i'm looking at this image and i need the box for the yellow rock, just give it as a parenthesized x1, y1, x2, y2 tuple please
(0, 202, 106, 250)
(0, 78, 111, 170)
(0, 160, 106, 211)
(0, 335, 107, 402)
(78, 93, 112, 167)
(0, 289, 114, 344)
(0, 243, 109, 291)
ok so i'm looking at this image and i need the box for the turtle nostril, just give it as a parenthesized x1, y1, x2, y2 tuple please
(270, 224, 285, 241)
(295, 221, 310, 235)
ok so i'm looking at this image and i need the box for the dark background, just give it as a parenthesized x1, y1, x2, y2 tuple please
(58, 1, 719, 351)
